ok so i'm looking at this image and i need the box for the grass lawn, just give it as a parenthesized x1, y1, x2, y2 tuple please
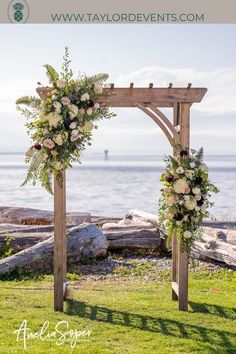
(0, 267, 235, 353)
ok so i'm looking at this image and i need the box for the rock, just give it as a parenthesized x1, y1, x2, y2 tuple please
(0, 207, 91, 225)
(0, 224, 107, 275)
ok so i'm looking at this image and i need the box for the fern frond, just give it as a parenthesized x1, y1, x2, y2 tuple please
(43, 64, 59, 84)
(90, 73, 109, 84)
(16, 96, 41, 108)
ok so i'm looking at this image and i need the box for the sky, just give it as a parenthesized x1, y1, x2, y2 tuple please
(0, 24, 236, 155)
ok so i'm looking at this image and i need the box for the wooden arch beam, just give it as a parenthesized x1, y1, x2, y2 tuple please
(135, 103, 174, 147)
(148, 104, 180, 142)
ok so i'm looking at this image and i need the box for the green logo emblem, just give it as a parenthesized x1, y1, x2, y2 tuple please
(8, 0, 29, 23)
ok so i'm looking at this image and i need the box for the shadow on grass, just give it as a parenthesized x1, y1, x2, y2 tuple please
(66, 299, 236, 352)
(189, 301, 236, 320)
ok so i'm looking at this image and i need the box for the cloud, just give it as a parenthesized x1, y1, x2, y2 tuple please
(116, 66, 236, 115)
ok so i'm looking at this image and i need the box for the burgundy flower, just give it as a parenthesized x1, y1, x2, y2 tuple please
(173, 213, 184, 221)
(33, 143, 41, 150)
(87, 100, 95, 108)
(166, 175, 174, 183)
(64, 117, 71, 129)
(179, 150, 189, 157)
(197, 199, 204, 206)
(195, 176, 203, 185)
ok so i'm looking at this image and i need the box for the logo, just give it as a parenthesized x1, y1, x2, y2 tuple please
(8, 0, 29, 23)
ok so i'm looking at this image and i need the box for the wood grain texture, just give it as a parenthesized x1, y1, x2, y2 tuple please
(54, 172, 66, 312)
(36, 87, 207, 107)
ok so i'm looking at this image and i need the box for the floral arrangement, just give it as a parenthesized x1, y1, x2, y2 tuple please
(16, 48, 115, 194)
(158, 147, 219, 252)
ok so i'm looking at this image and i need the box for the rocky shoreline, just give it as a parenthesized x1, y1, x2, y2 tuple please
(0, 206, 236, 276)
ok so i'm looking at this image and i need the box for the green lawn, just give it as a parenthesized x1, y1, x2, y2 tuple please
(0, 269, 235, 353)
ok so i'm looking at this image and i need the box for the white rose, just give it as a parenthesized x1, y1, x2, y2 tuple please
(195, 206, 200, 211)
(166, 195, 178, 206)
(186, 170, 194, 179)
(53, 134, 63, 146)
(71, 129, 79, 136)
(94, 83, 103, 94)
(86, 108, 93, 115)
(94, 102, 100, 109)
(47, 112, 62, 128)
(176, 167, 184, 174)
(69, 122, 77, 129)
(56, 79, 66, 89)
(81, 93, 90, 101)
(53, 101, 62, 113)
(183, 231, 192, 239)
(54, 161, 63, 170)
(80, 121, 94, 132)
(173, 179, 189, 194)
(68, 104, 79, 119)
(184, 199, 197, 211)
(184, 195, 190, 200)
(192, 187, 201, 195)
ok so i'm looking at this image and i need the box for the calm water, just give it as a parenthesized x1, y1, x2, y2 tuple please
(0, 153, 235, 219)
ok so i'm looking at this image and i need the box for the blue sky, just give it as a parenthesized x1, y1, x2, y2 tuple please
(0, 24, 236, 154)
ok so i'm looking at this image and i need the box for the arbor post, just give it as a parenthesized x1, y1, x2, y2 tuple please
(54, 171, 66, 311)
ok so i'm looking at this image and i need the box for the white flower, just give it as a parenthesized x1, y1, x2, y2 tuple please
(184, 199, 197, 211)
(54, 161, 64, 170)
(183, 215, 188, 221)
(53, 134, 63, 146)
(68, 104, 79, 119)
(195, 194, 202, 201)
(81, 93, 90, 101)
(176, 167, 184, 174)
(190, 162, 196, 168)
(195, 206, 200, 211)
(53, 101, 62, 113)
(71, 129, 79, 136)
(186, 170, 194, 179)
(69, 122, 77, 129)
(70, 134, 79, 142)
(43, 138, 55, 150)
(94, 102, 100, 109)
(25, 149, 34, 158)
(184, 195, 190, 200)
(39, 114, 47, 123)
(179, 200, 184, 205)
(86, 108, 93, 115)
(56, 79, 66, 89)
(47, 112, 62, 128)
(192, 187, 201, 195)
(166, 195, 179, 206)
(183, 231, 192, 239)
(173, 179, 189, 194)
(200, 163, 208, 172)
(61, 96, 71, 106)
(94, 83, 103, 94)
(80, 121, 94, 132)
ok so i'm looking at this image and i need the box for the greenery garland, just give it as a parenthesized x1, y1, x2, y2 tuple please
(16, 48, 116, 194)
(158, 146, 219, 252)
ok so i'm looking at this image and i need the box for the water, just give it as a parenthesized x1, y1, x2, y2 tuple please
(0, 153, 235, 219)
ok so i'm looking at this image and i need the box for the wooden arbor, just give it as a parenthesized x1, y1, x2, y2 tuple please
(37, 83, 207, 312)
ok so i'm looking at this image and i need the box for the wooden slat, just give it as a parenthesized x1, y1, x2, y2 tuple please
(37, 87, 207, 107)
(178, 102, 190, 311)
(54, 171, 66, 312)
(172, 234, 178, 300)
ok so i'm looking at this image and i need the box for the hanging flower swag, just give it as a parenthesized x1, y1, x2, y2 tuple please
(158, 147, 219, 252)
(16, 47, 116, 194)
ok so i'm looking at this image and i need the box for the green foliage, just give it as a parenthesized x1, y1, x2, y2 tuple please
(43, 64, 59, 84)
(60, 46, 73, 82)
(0, 235, 15, 259)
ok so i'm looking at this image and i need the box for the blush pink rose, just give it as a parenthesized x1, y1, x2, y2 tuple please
(51, 150, 58, 157)
(61, 96, 71, 106)
(183, 186, 190, 194)
(43, 138, 55, 149)
(70, 134, 79, 142)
